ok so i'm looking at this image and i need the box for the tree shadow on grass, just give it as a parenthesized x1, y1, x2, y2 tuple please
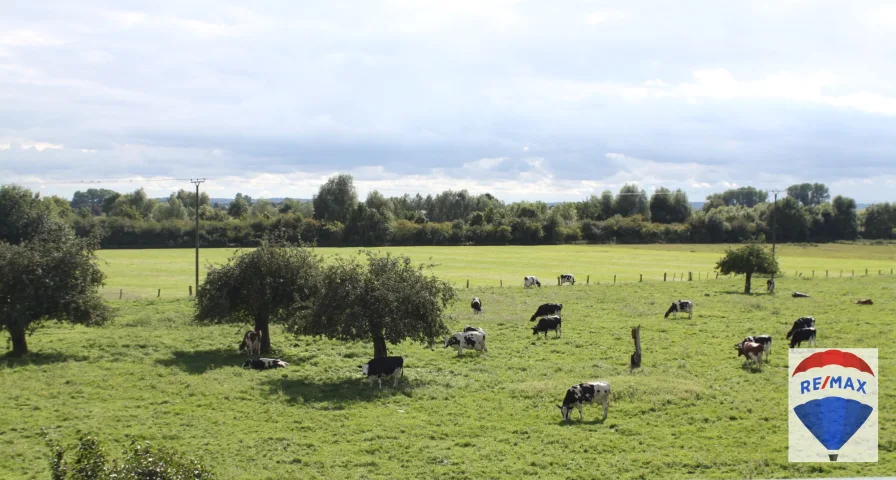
(155, 348, 246, 374)
(2, 351, 89, 368)
(264, 375, 433, 405)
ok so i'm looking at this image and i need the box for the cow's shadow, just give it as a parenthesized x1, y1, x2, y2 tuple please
(2, 351, 88, 368)
(156, 348, 248, 374)
(557, 417, 608, 426)
(264, 376, 430, 405)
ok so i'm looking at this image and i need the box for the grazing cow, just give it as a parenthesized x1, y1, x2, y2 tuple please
(786, 317, 816, 339)
(444, 331, 487, 356)
(532, 315, 562, 338)
(242, 358, 289, 370)
(524, 276, 542, 289)
(767, 278, 775, 293)
(735, 341, 765, 370)
(560, 274, 575, 286)
(789, 328, 817, 348)
(360, 356, 404, 388)
(856, 299, 874, 305)
(238, 330, 262, 358)
(792, 292, 810, 298)
(558, 381, 611, 421)
(464, 325, 485, 337)
(471, 297, 482, 313)
(529, 303, 563, 322)
(743, 335, 772, 360)
(663, 300, 693, 319)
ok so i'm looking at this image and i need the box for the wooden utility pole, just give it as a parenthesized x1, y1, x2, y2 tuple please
(191, 178, 206, 298)
(630, 325, 642, 370)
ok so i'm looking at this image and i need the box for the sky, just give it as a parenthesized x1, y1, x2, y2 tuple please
(2, 0, 896, 203)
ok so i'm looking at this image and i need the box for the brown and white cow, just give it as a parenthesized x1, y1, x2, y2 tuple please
(238, 330, 262, 358)
(735, 341, 765, 370)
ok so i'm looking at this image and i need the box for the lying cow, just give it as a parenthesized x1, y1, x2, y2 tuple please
(471, 297, 482, 313)
(238, 330, 262, 358)
(464, 325, 485, 337)
(560, 274, 575, 286)
(242, 358, 289, 370)
(530, 303, 562, 322)
(855, 299, 874, 305)
(789, 328, 817, 348)
(735, 341, 764, 370)
(767, 278, 775, 293)
(524, 276, 541, 289)
(360, 356, 404, 388)
(558, 381, 610, 421)
(532, 315, 561, 339)
(444, 331, 487, 356)
(743, 335, 772, 360)
(786, 317, 815, 339)
(792, 292, 810, 298)
(664, 300, 693, 319)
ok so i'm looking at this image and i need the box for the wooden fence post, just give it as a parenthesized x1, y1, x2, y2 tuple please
(614, 275, 616, 284)
(866, 268, 868, 276)
(716, 272, 719, 279)
(812, 270, 814, 278)
(688, 272, 693, 281)
(466, 279, 469, 288)
(852, 270, 854, 277)
(119, 289, 122, 300)
(826, 270, 828, 278)
(500, 279, 503, 288)
(840, 270, 842, 277)
(587, 275, 590, 285)
(673, 273, 676, 281)
(640, 274, 642, 282)
(558, 276, 561, 286)
(664, 272, 667, 282)
(158, 289, 161, 298)
(630, 325, 642, 370)
(189, 285, 193, 296)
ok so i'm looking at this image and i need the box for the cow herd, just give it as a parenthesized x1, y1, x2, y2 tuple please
(236, 273, 828, 422)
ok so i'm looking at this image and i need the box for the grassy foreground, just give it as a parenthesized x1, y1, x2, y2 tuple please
(2, 272, 894, 479)
(96, 243, 896, 300)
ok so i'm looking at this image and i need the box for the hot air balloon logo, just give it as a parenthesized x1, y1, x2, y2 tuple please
(789, 349, 878, 462)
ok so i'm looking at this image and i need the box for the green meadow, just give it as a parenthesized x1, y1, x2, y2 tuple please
(1, 244, 895, 479)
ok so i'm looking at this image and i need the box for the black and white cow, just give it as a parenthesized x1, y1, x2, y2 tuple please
(767, 278, 775, 293)
(734, 341, 765, 370)
(792, 291, 810, 298)
(560, 274, 575, 286)
(238, 330, 261, 358)
(463, 325, 485, 337)
(789, 328, 817, 348)
(663, 300, 693, 319)
(786, 317, 815, 339)
(524, 276, 541, 289)
(742, 335, 772, 361)
(360, 356, 404, 388)
(444, 331, 487, 356)
(242, 358, 289, 370)
(558, 381, 611, 421)
(471, 297, 482, 314)
(529, 303, 562, 322)
(532, 315, 561, 338)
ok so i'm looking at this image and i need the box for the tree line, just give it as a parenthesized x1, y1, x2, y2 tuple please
(2, 178, 894, 248)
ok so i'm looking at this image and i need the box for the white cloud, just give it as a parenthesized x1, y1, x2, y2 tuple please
(0, 29, 64, 47)
(462, 157, 508, 170)
(585, 10, 625, 25)
(81, 148, 97, 153)
(0, 144, 10, 151)
(21, 142, 64, 151)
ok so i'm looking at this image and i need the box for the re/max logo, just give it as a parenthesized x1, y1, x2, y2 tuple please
(800, 376, 868, 394)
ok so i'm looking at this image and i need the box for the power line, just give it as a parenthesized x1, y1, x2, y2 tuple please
(22, 177, 206, 185)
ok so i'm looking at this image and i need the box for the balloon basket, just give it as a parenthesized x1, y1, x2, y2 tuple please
(829, 454, 838, 462)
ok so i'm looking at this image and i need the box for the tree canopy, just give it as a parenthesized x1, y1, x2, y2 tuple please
(194, 236, 321, 353)
(287, 251, 457, 358)
(715, 243, 779, 294)
(312, 174, 358, 223)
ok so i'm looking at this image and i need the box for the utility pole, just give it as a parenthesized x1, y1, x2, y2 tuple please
(191, 178, 206, 297)
(770, 189, 781, 279)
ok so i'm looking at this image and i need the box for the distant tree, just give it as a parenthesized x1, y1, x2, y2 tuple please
(649, 187, 675, 223)
(668, 189, 692, 223)
(598, 190, 615, 220)
(71, 188, 118, 215)
(312, 174, 358, 223)
(1, 221, 110, 356)
(715, 243, 779, 294)
(786, 183, 813, 206)
(153, 195, 188, 221)
(277, 198, 313, 217)
(810, 183, 830, 206)
(194, 236, 321, 354)
(345, 202, 393, 246)
(107, 188, 156, 220)
(705, 187, 768, 210)
(830, 195, 858, 240)
(287, 251, 456, 358)
(227, 197, 249, 219)
(614, 184, 649, 218)
(250, 199, 277, 219)
(576, 195, 603, 221)
(861, 203, 895, 239)
(199, 204, 230, 222)
(770, 196, 810, 242)
(0, 185, 60, 245)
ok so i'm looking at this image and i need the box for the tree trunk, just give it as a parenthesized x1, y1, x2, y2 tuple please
(372, 335, 389, 359)
(744, 272, 752, 294)
(254, 317, 271, 354)
(9, 324, 28, 357)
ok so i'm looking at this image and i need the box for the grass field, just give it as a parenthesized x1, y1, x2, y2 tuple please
(1, 245, 895, 479)
(95, 243, 896, 300)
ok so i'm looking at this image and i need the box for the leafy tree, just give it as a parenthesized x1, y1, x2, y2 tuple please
(153, 195, 188, 221)
(71, 188, 119, 215)
(199, 205, 229, 222)
(787, 183, 828, 206)
(861, 203, 895, 239)
(174, 188, 211, 216)
(312, 174, 358, 223)
(194, 236, 321, 354)
(769, 196, 810, 242)
(106, 188, 156, 220)
(705, 187, 768, 210)
(345, 203, 393, 246)
(250, 199, 277, 219)
(1, 221, 110, 356)
(1, 184, 60, 245)
(715, 243, 779, 294)
(649, 188, 677, 223)
(614, 184, 649, 218)
(277, 198, 313, 217)
(598, 190, 615, 220)
(830, 195, 858, 240)
(227, 197, 249, 219)
(288, 251, 456, 358)
(576, 195, 603, 221)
